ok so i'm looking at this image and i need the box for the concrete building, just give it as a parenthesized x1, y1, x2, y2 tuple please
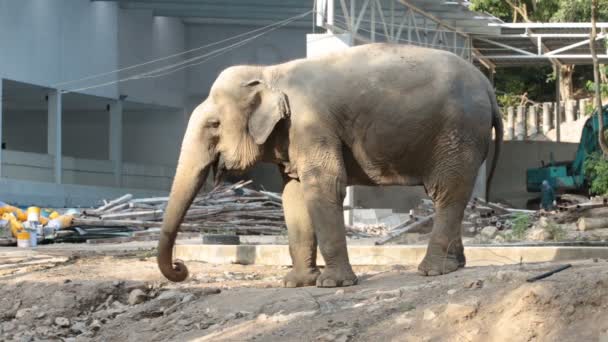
(1, 0, 605, 211)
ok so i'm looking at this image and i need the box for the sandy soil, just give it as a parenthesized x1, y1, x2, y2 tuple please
(1, 247, 607, 342)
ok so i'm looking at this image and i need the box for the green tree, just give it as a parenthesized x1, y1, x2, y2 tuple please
(471, 0, 608, 102)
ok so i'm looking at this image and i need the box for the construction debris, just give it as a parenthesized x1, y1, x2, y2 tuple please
(76, 180, 286, 236)
(372, 195, 608, 245)
(0, 180, 286, 246)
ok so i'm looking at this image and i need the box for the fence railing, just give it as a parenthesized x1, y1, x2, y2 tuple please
(502, 98, 592, 141)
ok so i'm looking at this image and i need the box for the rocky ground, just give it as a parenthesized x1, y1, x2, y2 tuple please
(1, 247, 608, 342)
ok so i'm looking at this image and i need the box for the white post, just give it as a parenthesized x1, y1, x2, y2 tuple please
(344, 186, 355, 226)
(565, 100, 576, 122)
(516, 105, 526, 140)
(542, 102, 552, 134)
(110, 99, 123, 187)
(579, 98, 588, 117)
(327, 0, 334, 32)
(472, 161, 487, 201)
(528, 105, 538, 136)
(48, 90, 62, 184)
(507, 106, 515, 140)
(0, 79, 3, 177)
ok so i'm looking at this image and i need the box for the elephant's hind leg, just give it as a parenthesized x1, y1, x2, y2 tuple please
(282, 179, 321, 287)
(418, 148, 480, 276)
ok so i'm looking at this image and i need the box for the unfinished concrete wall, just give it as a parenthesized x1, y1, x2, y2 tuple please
(487, 141, 578, 208)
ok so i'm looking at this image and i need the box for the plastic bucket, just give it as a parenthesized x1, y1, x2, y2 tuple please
(27, 206, 41, 222)
(17, 231, 31, 248)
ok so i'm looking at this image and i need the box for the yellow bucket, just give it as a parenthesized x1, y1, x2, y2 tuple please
(27, 206, 41, 222)
(17, 231, 30, 248)
(49, 211, 60, 220)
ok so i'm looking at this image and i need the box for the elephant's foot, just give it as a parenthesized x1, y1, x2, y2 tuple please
(418, 240, 465, 276)
(316, 266, 358, 288)
(282, 268, 321, 288)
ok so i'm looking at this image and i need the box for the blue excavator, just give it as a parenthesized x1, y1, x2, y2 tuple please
(526, 105, 608, 207)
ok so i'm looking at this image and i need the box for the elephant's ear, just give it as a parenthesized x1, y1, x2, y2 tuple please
(244, 79, 290, 145)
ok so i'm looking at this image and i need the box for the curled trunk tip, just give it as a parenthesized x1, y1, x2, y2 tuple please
(158, 230, 189, 282)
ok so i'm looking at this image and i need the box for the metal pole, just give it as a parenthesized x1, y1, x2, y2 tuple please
(0, 79, 3, 178)
(555, 65, 561, 142)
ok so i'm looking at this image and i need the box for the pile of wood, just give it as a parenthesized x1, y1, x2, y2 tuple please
(375, 197, 536, 245)
(73, 180, 286, 236)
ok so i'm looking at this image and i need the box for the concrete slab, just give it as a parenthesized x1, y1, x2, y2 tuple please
(174, 244, 608, 267)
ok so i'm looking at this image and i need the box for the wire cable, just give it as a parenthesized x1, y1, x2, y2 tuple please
(61, 10, 312, 94)
(53, 10, 312, 88)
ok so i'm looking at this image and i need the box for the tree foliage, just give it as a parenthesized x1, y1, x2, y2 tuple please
(470, 0, 608, 106)
(471, 0, 608, 22)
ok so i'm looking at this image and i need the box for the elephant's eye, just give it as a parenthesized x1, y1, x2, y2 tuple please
(206, 119, 220, 128)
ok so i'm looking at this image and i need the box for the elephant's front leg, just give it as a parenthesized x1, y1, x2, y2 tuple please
(300, 167, 357, 288)
(282, 179, 321, 287)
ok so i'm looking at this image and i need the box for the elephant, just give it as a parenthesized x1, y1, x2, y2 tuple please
(157, 43, 503, 288)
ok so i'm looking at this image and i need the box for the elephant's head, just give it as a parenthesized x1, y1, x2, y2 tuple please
(158, 66, 290, 282)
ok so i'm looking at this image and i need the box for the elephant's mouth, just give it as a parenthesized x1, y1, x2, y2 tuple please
(212, 154, 227, 187)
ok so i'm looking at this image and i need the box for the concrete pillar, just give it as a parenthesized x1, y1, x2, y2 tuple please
(472, 160, 487, 201)
(48, 90, 62, 184)
(506, 106, 515, 140)
(565, 100, 576, 122)
(579, 98, 588, 117)
(109, 99, 123, 187)
(344, 186, 355, 226)
(516, 105, 526, 140)
(0, 79, 3, 177)
(528, 105, 538, 136)
(555, 66, 561, 142)
(542, 102, 552, 134)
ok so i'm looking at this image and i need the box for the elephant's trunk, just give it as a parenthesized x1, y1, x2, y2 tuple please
(158, 120, 213, 282)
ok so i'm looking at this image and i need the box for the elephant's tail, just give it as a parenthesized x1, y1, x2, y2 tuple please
(486, 89, 503, 202)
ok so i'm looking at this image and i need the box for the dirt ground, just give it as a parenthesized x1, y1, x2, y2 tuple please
(1, 246, 607, 342)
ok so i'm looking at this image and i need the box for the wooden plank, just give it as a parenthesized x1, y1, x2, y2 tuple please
(375, 214, 435, 245)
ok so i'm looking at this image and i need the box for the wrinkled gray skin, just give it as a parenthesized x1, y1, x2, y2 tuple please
(158, 43, 503, 287)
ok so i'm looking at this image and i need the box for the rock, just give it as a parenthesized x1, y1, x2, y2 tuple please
(128, 289, 147, 305)
(480, 226, 498, 238)
(15, 308, 31, 319)
(177, 319, 192, 326)
(35, 325, 51, 336)
(70, 321, 86, 334)
(465, 279, 484, 289)
(89, 320, 102, 331)
(335, 289, 344, 296)
(157, 290, 186, 301)
(527, 227, 551, 241)
(494, 234, 506, 244)
(316, 328, 354, 342)
(394, 314, 413, 329)
(35, 312, 46, 319)
(447, 289, 457, 295)
(537, 216, 550, 228)
(3, 321, 16, 332)
(182, 294, 195, 303)
(423, 309, 436, 321)
(443, 300, 480, 322)
(54, 317, 70, 327)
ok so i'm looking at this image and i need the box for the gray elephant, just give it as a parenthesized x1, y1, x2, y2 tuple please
(157, 43, 503, 287)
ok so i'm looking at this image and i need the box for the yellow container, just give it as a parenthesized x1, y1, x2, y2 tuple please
(49, 211, 60, 220)
(17, 231, 30, 248)
(27, 206, 41, 222)
(2, 213, 23, 238)
(39, 216, 49, 225)
(4, 206, 27, 221)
